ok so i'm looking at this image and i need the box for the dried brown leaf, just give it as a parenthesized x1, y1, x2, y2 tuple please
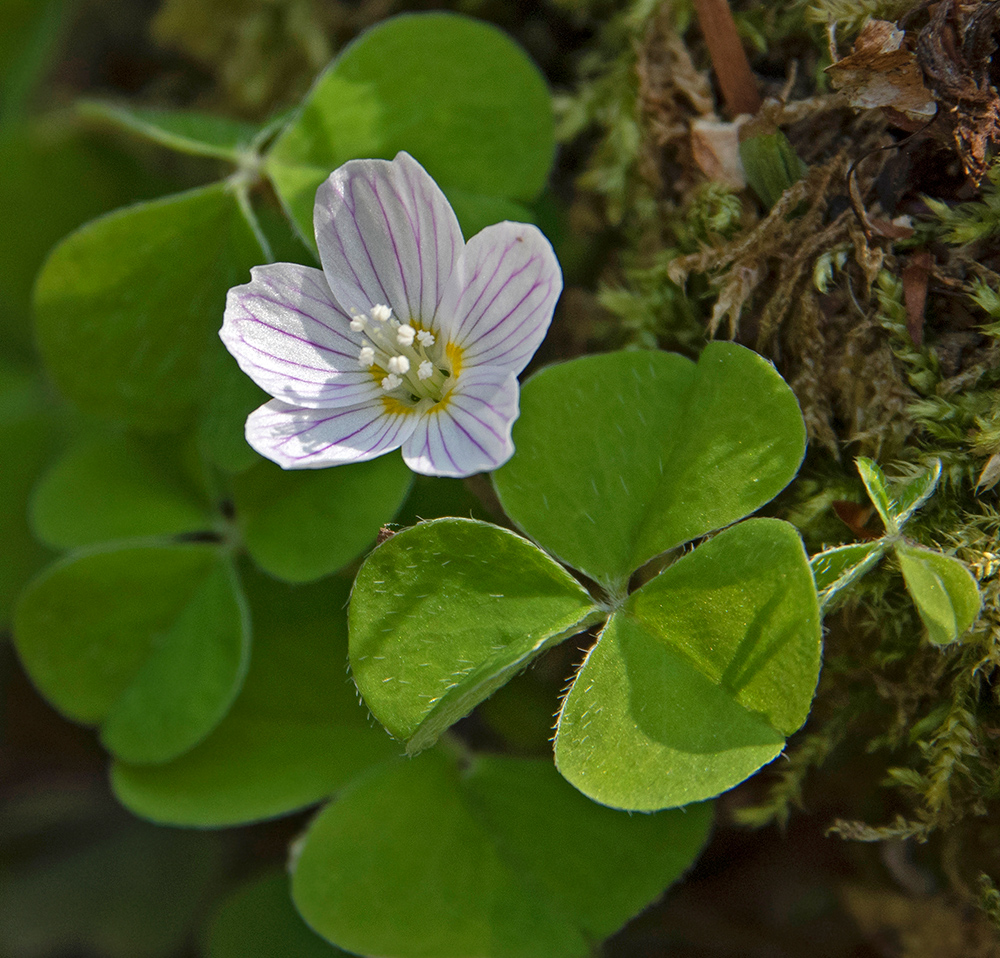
(690, 118, 746, 188)
(827, 19, 937, 121)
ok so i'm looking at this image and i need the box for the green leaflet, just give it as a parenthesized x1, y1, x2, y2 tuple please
(855, 457, 896, 533)
(856, 456, 943, 536)
(292, 751, 713, 958)
(15, 544, 249, 765)
(810, 541, 887, 612)
(348, 345, 817, 810)
(0, 363, 60, 624)
(555, 520, 821, 811)
(30, 433, 212, 549)
(0, 126, 169, 360)
(231, 454, 412, 582)
(34, 183, 264, 430)
(266, 12, 554, 246)
(493, 342, 806, 592)
(111, 573, 398, 827)
(817, 457, 981, 641)
(897, 543, 982, 646)
(349, 518, 602, 753)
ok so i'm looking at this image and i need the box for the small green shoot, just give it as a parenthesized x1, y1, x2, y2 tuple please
(811, 458, 981, 644)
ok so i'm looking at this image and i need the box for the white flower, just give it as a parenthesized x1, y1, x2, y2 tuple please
(220, 152, 562, 477)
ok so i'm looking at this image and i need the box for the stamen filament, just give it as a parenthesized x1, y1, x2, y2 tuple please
(352, 302, 454, 402)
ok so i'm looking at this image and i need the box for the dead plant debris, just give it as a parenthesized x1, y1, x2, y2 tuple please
(917, 0, 1000, 180)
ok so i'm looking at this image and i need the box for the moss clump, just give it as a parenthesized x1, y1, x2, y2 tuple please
(558, 0, 1000, 922)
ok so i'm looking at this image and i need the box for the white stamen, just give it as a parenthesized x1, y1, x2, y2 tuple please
(416, 330, 435, 347)
(370, 304, 392, 323)
(350, 317, 365, 331)
(387, 355, 410, 374)
(417, 361, 434, 380)
(381, 373, 402, 391)
(358, 346, 375, 366)
(396, 324, 415, 347)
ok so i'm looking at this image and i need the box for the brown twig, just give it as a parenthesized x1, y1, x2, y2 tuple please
(692, 0, 762, 116)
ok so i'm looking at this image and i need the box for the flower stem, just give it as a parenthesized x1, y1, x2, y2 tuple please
(233, 180, 274, 263)
(692, 0, 762, 117)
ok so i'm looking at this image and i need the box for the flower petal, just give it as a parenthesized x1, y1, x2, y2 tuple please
(221, 264, 381, 408)
(246, 398, 418, 469)
(437, 222, 561, 376)
(401, 369, 518, 477)
(314, 152, 464, 328)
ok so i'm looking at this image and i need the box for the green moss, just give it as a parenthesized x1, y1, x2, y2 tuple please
(559, 0, 1000, 886)
(922, 165, 1000, 246)
(803, 0, 916, 37)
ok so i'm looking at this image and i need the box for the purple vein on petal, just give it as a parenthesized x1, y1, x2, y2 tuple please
(222, 264, 384, 407)
(408, 171, 428, 318)
(402, 372, 517, 476)
(338, 179, 394, 307)
(441, 225, 560, 375)
(465, 261, 540, 340)
(252, 269, 350, 324)
(394, 152, 462, 323)
(425, 178, 460, 321)
(247, 399, 415, 467)
(276, 405, 393, 454)
(231, 327, 366, 382)
(369, 173, 411, 313)
(316, 172, 394, 314)
(406, 422, 433, 469)
(449, 392, 507, 446)
(315, 155, 464, 326)
(236, 299, 358, 358)
(438, 415, 463, 472)
(328, 208, 372, 305)
(429, 412, 462, 474)
(403, 410, 459, 475)
(435, 404, 503, 474)
(456, 242, 534, 338)
(234, 355, 377, 408)
(399, 170, 425, 319)
(464, 279, 554, 369)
